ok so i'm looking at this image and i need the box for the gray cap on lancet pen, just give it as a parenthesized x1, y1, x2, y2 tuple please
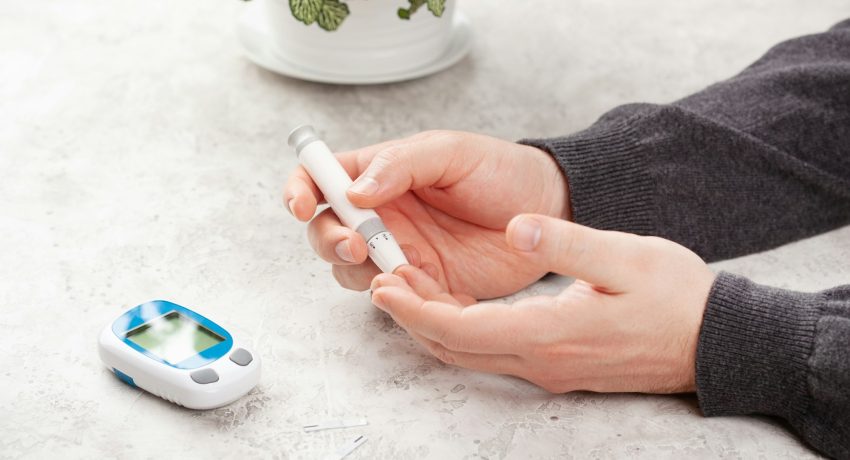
(288, 125, 319, 156)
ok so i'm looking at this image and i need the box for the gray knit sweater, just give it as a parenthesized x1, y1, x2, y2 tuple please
(521, 19, 850, 459)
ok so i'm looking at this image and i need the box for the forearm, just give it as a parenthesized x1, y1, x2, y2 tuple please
(697, 273, 850, 458)
(522, 19, 850, 261)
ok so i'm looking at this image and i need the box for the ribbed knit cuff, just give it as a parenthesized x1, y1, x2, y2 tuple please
(519, 122, 655, 235)
(696, 272, 819, 421)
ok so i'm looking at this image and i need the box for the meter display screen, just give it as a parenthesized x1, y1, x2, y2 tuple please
(125, 311, 224, 364)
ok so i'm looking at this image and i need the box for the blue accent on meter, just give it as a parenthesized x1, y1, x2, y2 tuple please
(113, 368, 137, 387)
(111, 300, 233, 370)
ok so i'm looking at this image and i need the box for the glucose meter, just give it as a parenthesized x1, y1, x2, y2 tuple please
(98, 300, 260, 409)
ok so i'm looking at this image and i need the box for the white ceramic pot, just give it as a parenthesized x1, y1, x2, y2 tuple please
(264, 0, 456, 76)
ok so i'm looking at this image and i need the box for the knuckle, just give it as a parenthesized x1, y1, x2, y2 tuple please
(438, 330, 463, 353)
(448, 336, 466, 352)
(414, 129, 462, 147)
(554, 223, 578, 263)
(429, 344, 457, 366)
(437, 327, 456, 346)
(374, 146, 404, 166)
(412, 129, 446, 140)
(435, 327, 453, 350)
(529, 343, 555, 361)
(433, 322, 464, 352)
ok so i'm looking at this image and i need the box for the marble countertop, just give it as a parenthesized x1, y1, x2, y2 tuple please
(3, 0, 849, 458)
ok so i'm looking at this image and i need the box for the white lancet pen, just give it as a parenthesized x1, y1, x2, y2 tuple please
(288, 125, 409, 273)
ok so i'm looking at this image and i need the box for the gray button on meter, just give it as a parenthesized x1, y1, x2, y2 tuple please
(190, 368, 219, 384)
(229, 348, 253, 366)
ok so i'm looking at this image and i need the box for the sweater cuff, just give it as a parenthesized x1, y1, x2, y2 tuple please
(519, 121, 655, 235)
(696, 272, 819, 421)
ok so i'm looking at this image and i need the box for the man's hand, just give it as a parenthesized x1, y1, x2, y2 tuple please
(370, 214, 716, 394)
(283, 131, 570, 299)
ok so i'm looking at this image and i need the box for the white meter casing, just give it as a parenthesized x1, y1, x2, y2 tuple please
(98, 300, 260, 410)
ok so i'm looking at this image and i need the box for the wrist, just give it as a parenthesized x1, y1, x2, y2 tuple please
(525, 144, 572, 221)
(683, 268, 717, 392)
(518, 121, 654, 235)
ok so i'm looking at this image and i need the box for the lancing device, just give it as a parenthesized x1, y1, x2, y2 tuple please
(288, 125, 408, 273)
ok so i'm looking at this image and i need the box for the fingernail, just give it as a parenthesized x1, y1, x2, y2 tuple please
(512, 217, 542, 252)
(334, 239, 355, 263)
(349, 176, 379, 196)
(287, 198, 296, 216)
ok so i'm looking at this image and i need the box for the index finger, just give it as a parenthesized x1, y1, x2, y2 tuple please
(371, 286, 526, 355)
(283, 140, 400, 222)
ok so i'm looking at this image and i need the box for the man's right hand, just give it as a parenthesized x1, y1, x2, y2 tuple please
(283, 130, 571, 300)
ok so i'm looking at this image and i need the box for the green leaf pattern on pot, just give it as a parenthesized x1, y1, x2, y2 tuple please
(426, 0, 445, 16)
(289, 0, 323, 25)
(398, 0, 424, 20)
(287, 0, 445, 30)
(317, 0, 350, 31)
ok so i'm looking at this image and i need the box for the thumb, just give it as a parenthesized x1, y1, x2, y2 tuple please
(346, 132, 479, 208)
(505, 214, 641, 290)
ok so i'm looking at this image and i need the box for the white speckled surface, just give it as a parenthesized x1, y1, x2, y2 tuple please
(2, 0, 849, 458)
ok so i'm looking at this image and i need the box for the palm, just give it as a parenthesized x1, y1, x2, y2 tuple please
(378, 184, 555, 300)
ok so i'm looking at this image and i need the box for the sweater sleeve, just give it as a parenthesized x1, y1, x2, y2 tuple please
(520, 19, 850, 262)
(698, 273, 850, 458)
(519, 19, 850, 459)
